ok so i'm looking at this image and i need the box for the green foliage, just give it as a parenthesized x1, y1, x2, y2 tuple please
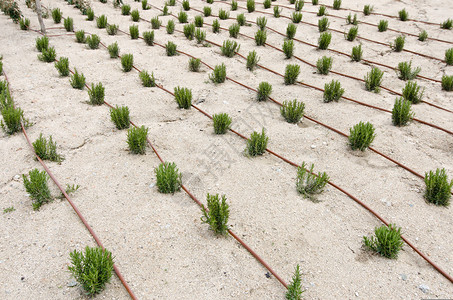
(121, 4, 131, 15)
(189, 58, 201, 72)
(19, 17, 30, 30)
(246, 129, 268, 156)
(212, 19, 220, 33)
(38, 46, 56, 62)
(392, 97, 414, 126)
(292, 12, 302, 23)
(3, 207, 15, 214)
(201, 194, 230, 235)
(317, 5, 326, 16)
(247, 0, 255, 13)
(195, 28, 206, 44)
(316, 56, 332, 75)
(88, 83, 104, 105)
(151, 16, 161, 29)
(237, 14, 246, 27)
(52, 8, 62, 23)
(363, 224, 403, 259)
(402, 81, 424, 104)
(86, 34, 100, 49)
(139, 70, 155, 87)
(318, 32, 332, 50)
(284, 64, 300, 85)
(2, 0, 21, 23)
(23, 169, 52, 210)
(345, 26, 358, 41)
(203, 6, 211, 17)
(441, 18, 452, 29)
(323, 79, 344, 102)
(363, 5, 373, 15)
(257, 82, 272, 101)
(166, 20, 175, 34)
(68, 246, 114, 296)
(378, 20, 388, 32)
(346, 13, 358, 25)
(286, 264, 303, 299)
(32, 134, 63, 162)
(219, 9, 229, 20)
(131, 9, 140, 22)
(182, 0, 190, 10)
(286, 23, 297, 39)
(221, 40, 240, 57)
(54, 57, 69, 76)
(178, 11, 188, 23)
(127, 126, 148, 154)
(86, 8, 94, 20)
(295, 0, 304, 11)
(110, 105, 130, 130)
(418, 30, 428, 41)
(257, 16, 267, 30)
(129, 24, 139, 39)
(255, 29, 267, 46)
(392, 35, 405, 52)
(348, 121, 376, 151)
(75, 30, 86, 42)
(273, 6, 281, 18)
(194, 15, 203, 27)
(246, 50, 259, 70)
(318, 17, 329, 32)
(107, 42, 119, 58)
(424, 168, 452, 206)
(162, 4, 169, 15)
(280, 99, 305, 123)
(312, 0, 318, 4)
(64, 17, 73, 32)
(121, 54, 133, 72)
(209, 63, 226, 84)
(396, 61, 420, 80)
(143, 31, 154, 45)
(1, 106, 26, 135)
(446, 48, 453, 65)
(155, 162, 182, 193)
(167, 0, 176, 5)
(70, 68, 85, 89)
(398, 9, 408, 21)
(174, 87, 192, 109)
(441, 75, 453, 91)
(351, 44, 362, 62)
(296, 162, 329, 199)
(332, 0, 341, 10)
(212, 113, 232, 134)
(230, 0, 237, 10)
(142, 0, 150, 10)
(97, 14, 107, 28)
(364, 67, 383, 93)
(166, 41, 177, 56)
(229, 23, 240, 38)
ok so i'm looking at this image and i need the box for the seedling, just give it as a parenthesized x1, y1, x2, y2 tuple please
(110, 105, 130, 130)
(162, 4, 169, 15)
(121, 4, 131, 15)
(424, 168, 452, 206)
(295, 0, 303, 11)
(212, 19, 220, 33)
(221, 40, 240, 57)
(318, 32, 332, 50)
(203, 6, 211, 17)
(351, 44, 362, 62)
(318, 17, 329, 32)
(333, 0, 341, 10)
(392, 97, 414, 126)
(229, 23, 240, 38)
(1, 106, 27, 135)
(178, 11, 188, 23)
(312, 0, 318, 4)
(201, 194, 230, 235)
(70, 68, 86, 89)
(246, 129, 268, 156)
(345, 26, 358, 41)
(182, 0, 190, 11)
(195, 29, 206, 44)
(127, 126, 148, 154)
(36, 35, 49, 51)
(168, 0, 176, 5)
(418, 30, 428, 41)
(52, 8, 62, 23)
(441, 75, 453, 91)
(398, 9, 408, 21)
(282, 40, 294, 59)
(255, 29, 267, 46)
(54, 57, 70, 76)
(86, 34, 100, 49)
(377, 20, 388, 32)
(183, 23, 195, 40)
(392, 35, 405, 52)
(139, 71, 155, 87)
(257, 16, 267, 30)
(131, 9, 140, 22)
(155, 162, 182, 193)
(231, 0, 238, 10)
(247, 0, 255, 13)
(284, 64, 300, 85)
(129, 25, 139, 39)
(23, 169, 52, 210)
(3, 207, 15, 214)
(446, 48, 453, 65)
(323, 80, 344, 102)
(86, 8, 94, 20)
(142, 0, 150, 10)
(167, 20, 175, 34)
(121, 54, 133, 72)
(212, 113, 232, 134)
(32, 134, 64, 162)
(97, 15, 107, 28)
(317, 5, 326, 16)
(151, 16, 161, 29)
(174, 87, 192, 109)
(186, 58, 201, 72)
(38, 47, 56, 62)
(402, 81, 424, 104)
(348, 121, 376, 151)
(364, 67, 383, 93)
(143, 31, 154, 45)
(68, 246, 114, 296)
(286, 23, 297, 39)
(166, 42, 177, 56)
(396, 61, 420, 81)
(75, 30, 86, 42)
(346, 13, 358, 25)
(257, 82, 272, 101)
(273, 6, 282, 18)
(317, 56, 332, 75)
(292, 12, 302, 23)
(194, 15, 203, 27)
(246, 50, 259, 70)
(64, 17, 73, 32)
(219, 9, 229, 20)
(363, 224, 403, 259)
(441, 19, 452, 29)
(363, 5, 373, 15)
(286, 264, 303, 299)
(19, 17, 30, 30)
(108, 42, 119, 58)
(88, 83, 105, 105)
(296, 162, 329, 200)
(280, 99, 305, 123)
(210, 64, 227, 84)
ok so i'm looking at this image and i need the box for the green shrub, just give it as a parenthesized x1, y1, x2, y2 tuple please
(398, 9, 408, 21)
(392, 35, 405, 52)
(316, 56, 332, 75)
(121, 4, 131, 15)
(346, 13, 358, 25)
(363, 5, 373, 16)
(129, 24, 139, 39)
(285, 265, 303, 300)
(345, 26, 358, 41)
(131, 9, 140, 22)
(296, 162, 329, 199)
(446, 48, 453, 65)
(247, 0, 255, 13)
(178, 11, 188, 23)
(36, 36, 49, 52)
(155, 162, 182, 193)
(378, 20, 388, 32)
(323, 80, 344, 102)
(284, 64, 300, 85)
(52, 8, 62, 23)
(229, 23, 240, 38)
(364, 67, 384, 93)
(54, 57, 69, 76)
(19, 17, 30, 30)
(32, 134, 63, 162)
(312, 0, 319, 4)
(23, 169, 52, 210)
(143, 31, 154, 45)
(218, 9, 229, 20)
(295, 0, 303, 11)
(70, 68, 85, 89)
(441, 75, 453, 91)
(424, 168, 452, 206)
(402, 81, 424, 104)
(183, 23, 195, 40)
(231, 0, 238, 10)
(107, 42, 119, 58)
(64, 17, 73, 32)
(142, 0, 150, 10)
(246, 129, 268, 156)
(317, 5, 326, 16)
(75, 30, 86, 42)
(348, 121, 376, 151)
(280, 99, 305, 123)
(127, 126, 148, 154)
(195, 29, 206, 44)
(86, 8, 94, 20)
(1, 106, 26, 135)
(351, 44, 362, 62)
(221, 40, 240, 57)
(318, 32, 332, 50)
(273, 6, 282, 18)
(150, 17, 161, 30)
(210, 63, 227, 84)
(363, 224, 403, 259)
(201, 194, 230, 235)
(286, 23, 297, 39)
(318, 17, 329, 32)
(396, 61, 420, 80)
(38, 47, 56, 62)
(194, 15, 203, 27)
(167, 20, 175, 34)
(68, 246, 114, 296)
(86, 34, 100, 49)
(255, 29, 267, 46)
(203, 6, 211, 17)
(121, 54, 133, 72)
(246, 50, 259, 70)
(292, 12, 302, 23)
(392, 97, 414, 126)
(189, 58, 201, 72)
(332, 0, 341, 10)
(97, 15, 107, 28)
(213, 113, 232, 134)
(110, 105, 130, 130)
(441, 18, 452, 29)
(166, 41, 177, 56)
(174, 87, 192, 109)
(418, 30, 428, 41)
(182, 0, 190, 11)
(257, 16, 267, 30)
(257, 82, 272, 101)
(212, 19, 220, 33)
(168, 0, 176, 5)
(88, 83, 105, 105)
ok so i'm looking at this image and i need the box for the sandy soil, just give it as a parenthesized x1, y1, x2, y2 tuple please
(0, 0, 452, 299)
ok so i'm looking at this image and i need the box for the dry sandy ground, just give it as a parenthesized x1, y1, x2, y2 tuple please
(0, 0, 452, 299)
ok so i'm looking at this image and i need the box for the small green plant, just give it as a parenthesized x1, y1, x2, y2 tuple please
(318, 17, 329, 32)
(257, 82, 272, 101)
(166, 41, 177, 56)
(68, 246, 114, 296)
(212, 19, 220, 33)
(162, 4, 169, 16)
(86, 8, 94, 20)
(97, 15, 107, 28)
(52, 8, 62, 23)
(70, 68, 85, 89)
(392, 35, 405, 52)
(247, 0, 255, 13)
(333, 0, 341, 10)
(121, 54, 133, 72)
(348, 121, 376, 151)
(286, 23, 297, 39)
(195, 29, 206, 44)
(231, 0, 238, 10)
(296, 162, 329, 200)
(246, 50, 259, 70)
(54, 57, 69, 76)
(446, 48, 453, 65)
(38, 47, 57, 62)
(201, 193, 230, 235)
(167, 20, 175, 34)
(139, 71, 156, 87)
(174, 87, 192, 109)
(323, 80, 344, 102)
(351, 44, 362, 62)
(19, 17, 30, 30)
(402, 81, 424, 104)
(229, 23, 240, 38)
(292, 12, 302, 23)
(36, 36, 49, 52)
(345, 26, 358, 41)
(273, 6, 282, 18)
(318, 32, 332, 50)
(284, 64, 300, 85)
(218, 9, 229, 20)
(3, 207, 15, 213)
(142, 0, 150, 10)
(210, 63, 227, 84)
(107, 42, 119, 58)
(392, 97, 414, 126)
(280, 99, 305, 123)
(64, 17, 73, 32)
(346, 13, 358, 25)
(194, 15, 203, 27)
(246, 129, 268, 156)
(203, 6, 211, 17)
(286, 264, 303, 299)
(188, 58, 201, 72)
(363, 5, 373, 15)
(155, 162, 182, 193)
(178, 11, 188, 23)
(378, 20, 388, 32)
(364, 67, 384, 93)
(396, 61, 420, 81)
(441, 75, 453, 91)
(441, 18, 452, 30)
(316, 56, 332, 75)
(182, 0, 190, 10)
(110, 105, 130, 130)
(129, 25, 139, 39)
(282, 40, 294, 59)
(418, 30, 428, 41)
(257, 16, 267, 30)
(86, 34, 100, 49)
(294, 0, 303, 11)
(255, 29, 267, 46)
(32, 134, 64, 162)
(23, 169, 52, 210)
(88, 83, 104, 105)
(1, 105, 24, 135)
(121, 4, 131, 15)
(168, 0, 176, 5)
(127, 126, 148, 154)
(364, 224, 404, 260)
(151, 16, 161, 29)
(398, 9, 408, 21)
(424, 168, 452, 206)
(312, 0, 319, 4)
(143, 31, 154, 45)
(131, 9, 140, 22)
(212, 113, 232, 134)
(317, 5, 326, 16)
(75, 30, 86, 43)
(221, 40, 240, 57)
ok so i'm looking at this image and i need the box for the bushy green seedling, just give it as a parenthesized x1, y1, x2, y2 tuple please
(345, 26, 358, 41)
(441, 19, 452, 29)
(151, 16, 161, 29)
(54, 57, 69, 76)
(246, 129, 268, 156)
(168, 0, 176, 5)
(229, 23, 240, 38)
(36, 36, 49, 52)
(284, 64, 300, 85)
(221, 40, 240, 57)
(257, 82, 272, 101)
(285, 264, 303, 300)
(323, 80, 344, 102)
(68, 246, 114, 296)
(86, 34, 100, 49)
(210, 63, 227, 84)
(348, 121, 376, 151)
(110, 105, 130, 130)
(246, 50, 259, 70)
(1, 106, 26, 135)
(273, 6, 282, 18)
(378, 20, 388, 32)
(182, 0, 190, 11)
(392, 97, 414, 126)
(174, 87, 192, 109)
(23, 169, 52, 210)
(286, 23, 297, 39)
(396, 61, 420, 80)
(189, 58, 201, 72)
(121, 4, 131, 15)
(88, 82, 104, 105)
(194, 15, 203, 27)
(3, 1, 21, 23)
(346, 13, 358, 25)
(38, 46, 56, 62)
(183, 23, 195, 40)
(282, 40, 294, 59)
(351, 44, 362, 62)
(364, 67, 383, 93)
(255, 29, 267, 46)
(142, 0, 150, 10)
(70, 68, 85, 89)
(295, 0, 303, 11)
(155, 162, 182, 193)
(97, 15, 107, 28)
(402, 81, 424, 104)
(441, 75, 453, 91)
(52, 8, 62, 23)
(392, 35, 405, 52)
(317, 56, 332, 75)
(108, 42, 119, 58)
(363, 5, 373, 15)
(247, 0, 255, 13)
(280, 99, 305, 123)
(292, 12, 302, 23)
(257, 16, 267, 30)
(166, 41, 177, 56)
(32, 134, 63, 162)
(418, 30, 428, 41)
(219, 9, 229, 20)
(143, 31, 154, 45)
(318, 32, 332, 50)
(75, 30, 86, 42)
(296, 162, 329, 199)
(129, 25, 139, 39)
(121, 54, 133, 72)
(201, 194, 230, 235)
(446, 48, 453, 65)
(127, 126, 148, 154)
(203, 6, 211, 17)
(398, 9, 408, 21)
(317, 5, 326, 16)
(162, 5, 169, 16)
(131, 9, 140, 22)
(178, 11, 188, 23)
(333, 0, 341, 10)
(195, 29, 206, 44)
(64, 17, 73, 32)
(231, 0, 238, 10)
(212, 113, 232, 134)
(312, 0, 319, 4)
(424, 168, 452, 206)
(86, 8, 94, 20)
(212, 19, 220, 33)
(19, 17, 30, 30)
(139, 71, 155, 87)
(363, 224, 403, 259)
(318, 17, 329, 32)
(166, 20, 175, 34)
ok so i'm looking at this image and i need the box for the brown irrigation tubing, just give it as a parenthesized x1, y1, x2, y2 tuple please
(2, 69, 138, 300)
